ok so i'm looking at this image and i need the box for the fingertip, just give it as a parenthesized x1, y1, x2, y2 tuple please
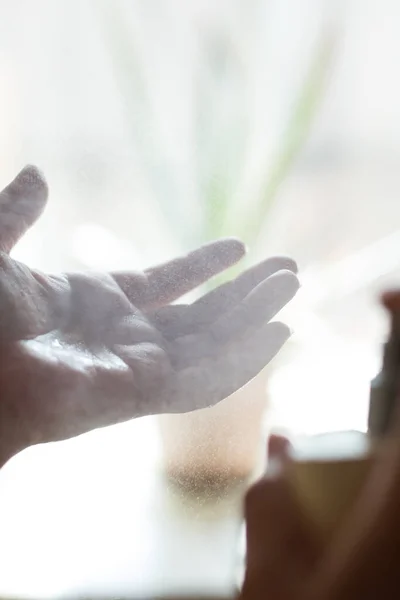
(270, 268, 300, 291)
(265, 320, 292, 343)
(16, 165, 48, 195)
(216, 237, 246, 263)
(268, 433, 291, 462)
(275, 256, 298, 274)
(287, 257, 298, 274)
(381, 289, 400, 311)
(0, 165, 49, 252)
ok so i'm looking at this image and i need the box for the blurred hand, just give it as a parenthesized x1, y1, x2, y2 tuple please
(241, 426, 400, 600)
(0, 166, 299, 466)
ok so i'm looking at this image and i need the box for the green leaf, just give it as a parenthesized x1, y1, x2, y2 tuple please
(206, 28, 337, 290)
(238, 29, 337, 244)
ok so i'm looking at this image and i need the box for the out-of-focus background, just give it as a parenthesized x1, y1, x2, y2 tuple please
(1, 0, 400, 597)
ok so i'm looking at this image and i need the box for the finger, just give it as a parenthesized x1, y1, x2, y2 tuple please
(112, 238, 245, 309)
(268, 434, 291, 462)
(167, 270, 299, 369)
(152, 256, 297, 339)
(0, 165, 48, 253)
(206, 269, 298, 342)
(192, 255, 297, 321)
(169, 321, 290, 412)
(381, 288, 400, 311)
(243, 476, 320, 599)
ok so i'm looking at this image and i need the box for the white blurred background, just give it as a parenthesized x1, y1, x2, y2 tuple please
(1, 0, 400, 597)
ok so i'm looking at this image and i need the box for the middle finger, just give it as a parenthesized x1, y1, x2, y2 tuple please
(152, 256, 297, 340)
(167, 270, 299, 369)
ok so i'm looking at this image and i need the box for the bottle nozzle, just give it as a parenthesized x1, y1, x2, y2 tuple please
(368, 296, 400, 437)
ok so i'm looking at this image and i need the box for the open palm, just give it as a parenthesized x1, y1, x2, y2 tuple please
(0, 166, 298, 464)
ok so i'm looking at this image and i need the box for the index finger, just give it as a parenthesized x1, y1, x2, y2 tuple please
(113, 238, 246, 309)
(153, 256, 298, 339)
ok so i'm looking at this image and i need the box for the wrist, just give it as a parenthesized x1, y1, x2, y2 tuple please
(0, 443, 21, 469)
(0, 430, 26, 468)
(0, 409, 28, 469)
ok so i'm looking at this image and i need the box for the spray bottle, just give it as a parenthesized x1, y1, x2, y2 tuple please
(285, 294, 400, 538)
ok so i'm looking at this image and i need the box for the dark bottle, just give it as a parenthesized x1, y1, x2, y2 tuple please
(368, 308, 400, 437)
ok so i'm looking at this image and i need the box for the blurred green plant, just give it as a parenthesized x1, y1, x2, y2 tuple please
(228, 33, 336, 245)
(97, 1, 336, 287)
(203, 31, 336, 285)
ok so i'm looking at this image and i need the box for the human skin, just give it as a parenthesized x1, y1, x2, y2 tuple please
(0, 165, 299, 467)
(242, 414, 400, 600)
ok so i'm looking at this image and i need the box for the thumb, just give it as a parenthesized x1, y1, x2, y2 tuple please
(242, 475, 321, 600)
(0, 165, 48, 254)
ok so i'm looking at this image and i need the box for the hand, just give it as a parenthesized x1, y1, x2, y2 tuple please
(0, 166, 299, 466)
(241, 426, 400, 600)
